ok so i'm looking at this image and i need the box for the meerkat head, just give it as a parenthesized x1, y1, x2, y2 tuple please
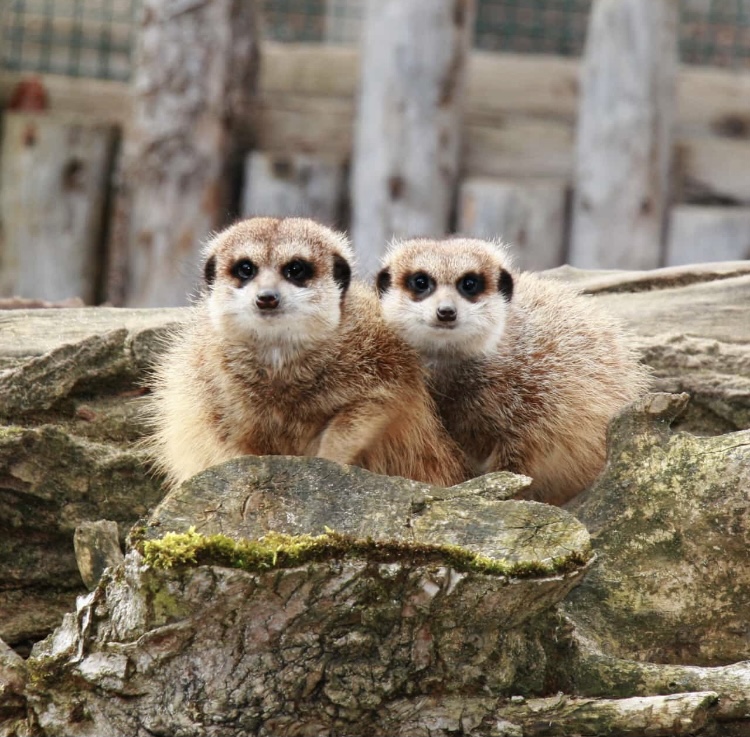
(376, 237, 514, 360)
(202, 217, 352, 356)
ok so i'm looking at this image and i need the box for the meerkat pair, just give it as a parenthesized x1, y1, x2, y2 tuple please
(148, 217, 648, 504)
(377, 237, 650, 505)
(147, 217, 469, 490)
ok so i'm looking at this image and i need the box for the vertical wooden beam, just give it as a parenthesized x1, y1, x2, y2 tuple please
(458, 177, 568, 271)
(570, 0, 678, 270)
(350, 0, 475, 276)
(120, 0, 260, 307)
(0, 113, 117, 303)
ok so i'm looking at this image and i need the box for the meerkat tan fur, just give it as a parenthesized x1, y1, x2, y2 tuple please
(376, 237, 650, 505)
(145, 217, 469, 489)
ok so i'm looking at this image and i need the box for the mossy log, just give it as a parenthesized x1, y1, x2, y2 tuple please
(5, 396, 750, 735)
(565, 392, 750, 666)
(0, 460, 592, 737)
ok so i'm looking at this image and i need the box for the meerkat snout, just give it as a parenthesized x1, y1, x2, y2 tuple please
(255, 289, 280, 310)
(436, 303, 457, 322)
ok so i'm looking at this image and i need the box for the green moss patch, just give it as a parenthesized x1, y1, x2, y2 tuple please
(140, 527, 589, 578)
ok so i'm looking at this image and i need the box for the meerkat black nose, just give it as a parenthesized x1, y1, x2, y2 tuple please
(256, 290, 280, 310)
(436, 305, 457, 322)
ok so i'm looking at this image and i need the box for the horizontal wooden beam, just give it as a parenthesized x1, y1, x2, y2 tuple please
(3, 43, 750, 197)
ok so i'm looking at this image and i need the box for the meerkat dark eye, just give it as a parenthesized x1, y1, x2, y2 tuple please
(231, 259, 256, 282)
(406, 272, 434, 297)
(457, 273, 484, 299)
(283, 259, 314, 286)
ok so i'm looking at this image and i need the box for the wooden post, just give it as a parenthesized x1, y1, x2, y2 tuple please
(241, 151, 345, 227)
(0, 113, 117, 303)
(120, 0, 260, 307)
(570, 0, 678, 270)
(666, 205, 750, 265)
(350, 0, 475, 277)
(458, 177, 568, 271)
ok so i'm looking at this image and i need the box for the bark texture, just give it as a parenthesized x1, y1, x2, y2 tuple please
(565, 392, 750, 665)
(0, 307, 178, 648)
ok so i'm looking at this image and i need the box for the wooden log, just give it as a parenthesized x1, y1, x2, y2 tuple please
(350, 0, 475, 276)
(0, 112, 117, 304)
(241, 151, 346, 227)
(458, 176, 567, 271)
(119, 0, 260, 307)
(666, 205, 750, 266)
(570, 0, 679, 270)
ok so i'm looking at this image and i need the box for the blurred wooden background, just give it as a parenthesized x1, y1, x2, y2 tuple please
(1, 0, 750, 306)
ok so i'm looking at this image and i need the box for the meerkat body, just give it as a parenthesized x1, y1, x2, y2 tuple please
(146, 218, 468, 489)
(377, 238, 650, 505)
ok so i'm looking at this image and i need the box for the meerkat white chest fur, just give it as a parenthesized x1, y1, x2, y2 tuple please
(377, 237, 650, 505)
(146, 217, 469, 490)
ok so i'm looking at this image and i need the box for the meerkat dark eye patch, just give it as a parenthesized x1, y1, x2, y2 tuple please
(376, 268, 391, 296)
(333, 254, 351, 292)
(282, 258, 314, 286)
(498, 269, 514, 301)
(203, 255, 216, 286)
(457, 272, 485, 300)
(405, 272, 435, 299)
(230, 258, 256, 283)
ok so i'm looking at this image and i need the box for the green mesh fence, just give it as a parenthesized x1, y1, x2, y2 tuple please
(3, 0, 750, 81)
(2, 0, 137, 80)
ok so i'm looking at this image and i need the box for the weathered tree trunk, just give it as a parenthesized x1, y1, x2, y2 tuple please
(119, 0, 260, 307)
(570, 0, 678, 270)
(666, 205, 750, 265)
(0, 113, 117, 303)
(458, 176, 568, 270)
(241, 151, 345, 227)
(350, 0, 475, 276)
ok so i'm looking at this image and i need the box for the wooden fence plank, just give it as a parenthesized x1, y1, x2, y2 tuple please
(666, 205, 750, 265)
(0, 113, 117, 303)
(458, 176, 568, 271)
(241, 151, 346, 226)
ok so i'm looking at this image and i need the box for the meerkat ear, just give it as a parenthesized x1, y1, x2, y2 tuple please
(204, 255, 217, 287)
(333, 254, 351, 292)
(498, 269, 514, 301)
(376, 268, 391, 296)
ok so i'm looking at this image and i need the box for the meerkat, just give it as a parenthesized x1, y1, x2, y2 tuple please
(145, 217, 469, 490)
(376, 237, 650, 506)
